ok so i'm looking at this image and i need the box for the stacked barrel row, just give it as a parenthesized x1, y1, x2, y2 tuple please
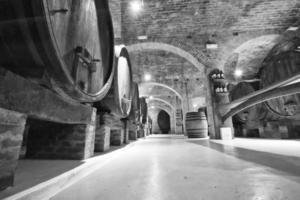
(0, 0, 150, 190)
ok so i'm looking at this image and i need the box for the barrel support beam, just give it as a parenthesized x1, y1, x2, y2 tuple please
(0, 70, 94, 124)
(222, 82, 300, 122)
(224, 71, 300, 111)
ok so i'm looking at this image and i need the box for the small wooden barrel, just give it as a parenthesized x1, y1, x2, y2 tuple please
(157, 110, 171, 134)
(0, 0, 114, 102)
(260, 37, 300, 119)
(128, 82, 140, 122)
(185, 112, 208, 138)
(140, 97, 148, 124)
(95, 45, 133, 118)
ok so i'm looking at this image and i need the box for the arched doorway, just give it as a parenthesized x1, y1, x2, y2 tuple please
(158, 110, 171, 134)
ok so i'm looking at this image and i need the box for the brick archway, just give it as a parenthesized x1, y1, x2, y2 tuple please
(139, 82, 183, 101)
(127, 42, 208, 72)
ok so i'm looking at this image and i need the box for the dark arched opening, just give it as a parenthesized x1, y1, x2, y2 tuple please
(157, 110, 171, 134)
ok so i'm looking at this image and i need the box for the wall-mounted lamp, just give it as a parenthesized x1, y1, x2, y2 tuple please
(144, 73, 152, 81)
(234, 69, 243, 77)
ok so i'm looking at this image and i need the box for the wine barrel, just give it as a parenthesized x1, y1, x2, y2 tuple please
(96, 45, 133, 118)
(157, 110, 171, 134)
(128, 82, 140, 122)
(0, 0, 114, 102)
(185, 112, 208, 138)
(260, 37, 300, 119)
(230, 82, 264, 128)
(140, 97, 148, 124)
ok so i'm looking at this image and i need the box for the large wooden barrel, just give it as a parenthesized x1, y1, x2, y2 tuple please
(185, 112, 208, 138)
(157, 110, 171, 134)
(0, 0, 114, 102)
(128, 82, 140, 122)
(140, 97, 148, 124)
(260, 37, 300, 119)
(230, 82, 264, 128)
(96, 45, 133, 118)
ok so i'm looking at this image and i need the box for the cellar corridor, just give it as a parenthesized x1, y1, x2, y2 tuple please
(46, 135, 300, 200)
(1, 0, 300, 199)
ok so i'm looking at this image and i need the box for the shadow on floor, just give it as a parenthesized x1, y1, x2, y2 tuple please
(188, 140, 300, 178)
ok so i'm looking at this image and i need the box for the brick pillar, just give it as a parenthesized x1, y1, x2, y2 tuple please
(95, 125, 111, 152)
(128, 120, 138, 140)
(123, 120, 129, 144)
(110, 129, 124, 146)
(137, 125, 145, 138)
(0, 108, 27, 191)
(94, 113, 111, 152)
(26, 109, 96, 160)
(208, 69, 233, 139)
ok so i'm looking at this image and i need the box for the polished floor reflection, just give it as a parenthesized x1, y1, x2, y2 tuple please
(52, 135, 300, 200)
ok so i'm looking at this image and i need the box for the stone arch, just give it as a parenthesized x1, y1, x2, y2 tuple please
(139, 82, 183, 100)
(148, 98, 176, 112)
(127, 42, 208, 72)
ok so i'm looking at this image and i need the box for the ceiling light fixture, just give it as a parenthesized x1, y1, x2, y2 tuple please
(287, 26, 299, 31)
(206, 41, 218, 50)
(137, 35, 148, 40)
(130, 1, 143, 13)
(234, 69, 243, 77)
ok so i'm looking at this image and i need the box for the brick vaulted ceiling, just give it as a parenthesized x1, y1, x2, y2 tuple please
(109, 0, 300, 109)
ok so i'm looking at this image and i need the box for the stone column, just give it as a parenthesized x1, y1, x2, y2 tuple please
(0, 108, 27, 190)
(205, 70, 217, 138)
(26, 109, 97, 160)
(214, 93, 234, 139)
(207, 69, 233, 139)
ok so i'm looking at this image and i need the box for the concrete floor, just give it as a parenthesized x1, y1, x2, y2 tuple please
(51, 135, 300, 200)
